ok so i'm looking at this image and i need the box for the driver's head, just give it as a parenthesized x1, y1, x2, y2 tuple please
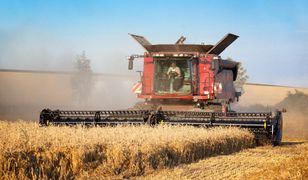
(171, 62, 176, 68)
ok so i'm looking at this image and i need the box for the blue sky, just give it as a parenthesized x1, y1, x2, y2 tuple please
(0, 0, 307, 86)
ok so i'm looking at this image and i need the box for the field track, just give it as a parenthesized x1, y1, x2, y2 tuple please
(142, 139, 308, 180)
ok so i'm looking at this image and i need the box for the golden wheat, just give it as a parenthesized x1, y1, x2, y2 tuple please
(143, 140, 308, 180)
(0, 121, 254, 179)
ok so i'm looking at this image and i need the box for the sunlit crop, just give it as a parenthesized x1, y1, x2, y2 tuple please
(0, 121, 254, 179)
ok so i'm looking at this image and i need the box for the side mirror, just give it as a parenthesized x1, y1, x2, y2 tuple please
(127, 56, 134, 70)
(127, 54, 144, 70)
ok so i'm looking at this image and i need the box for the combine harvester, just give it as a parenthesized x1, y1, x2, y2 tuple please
(40, 33, 284, 145)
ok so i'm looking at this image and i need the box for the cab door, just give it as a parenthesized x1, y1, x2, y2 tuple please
(191, 59, 199, 95)
(142, 57, 154, 95)
(198, 57, 214, 99)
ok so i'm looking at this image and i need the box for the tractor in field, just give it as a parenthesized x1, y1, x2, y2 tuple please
(40, 33, 284, 146)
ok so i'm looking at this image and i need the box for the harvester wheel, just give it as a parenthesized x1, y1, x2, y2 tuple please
(147, 113, 158, 126)
(94, 111, 101, 125)
(146, 107, 164, 126)
(272, 111, 283, 146)
(39, 109, 52, 126)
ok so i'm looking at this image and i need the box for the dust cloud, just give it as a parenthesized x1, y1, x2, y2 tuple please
(1, 70, 307, 139)
(235, 90, 308, 139)
(0, 71, 139, 121)
(0, 27, 144, 121)
(278, 90, 308, 138)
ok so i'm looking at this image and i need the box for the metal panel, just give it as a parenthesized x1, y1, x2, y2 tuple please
(215, 70, 236, 100)
(198, 57, 214, 98)
(145, 44, 213, 53)
(129, 33, 152, 51)
(142, 57, 154, 94)
(207, 33, 239, 55)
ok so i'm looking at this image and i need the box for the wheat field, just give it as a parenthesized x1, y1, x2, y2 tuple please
(0, 121, 254, 179)
(140, 111, 308, 180)
(143, 139, 308, 180)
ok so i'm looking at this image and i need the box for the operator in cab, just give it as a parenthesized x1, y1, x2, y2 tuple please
(167, 62, 181, 93)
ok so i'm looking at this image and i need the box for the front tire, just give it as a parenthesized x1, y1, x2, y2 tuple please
(272, 112, 283, 146)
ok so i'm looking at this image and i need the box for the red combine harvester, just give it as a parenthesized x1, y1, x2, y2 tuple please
(40, 33, 284, 145)
(128, 33, 240, 112)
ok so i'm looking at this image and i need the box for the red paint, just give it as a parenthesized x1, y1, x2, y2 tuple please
(138, 94, 193, 100)
(142, 57, 154, 94)
(139, 54, 218, 101)
(199, 54, 215, 99)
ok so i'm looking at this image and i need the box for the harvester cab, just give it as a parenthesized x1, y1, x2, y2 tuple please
(128, 33, 240, 112)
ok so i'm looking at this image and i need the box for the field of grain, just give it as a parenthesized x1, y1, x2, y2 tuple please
(140, 110, 308, 180)
(143, 139, 308, 179)
(0, 122, 254, 179)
